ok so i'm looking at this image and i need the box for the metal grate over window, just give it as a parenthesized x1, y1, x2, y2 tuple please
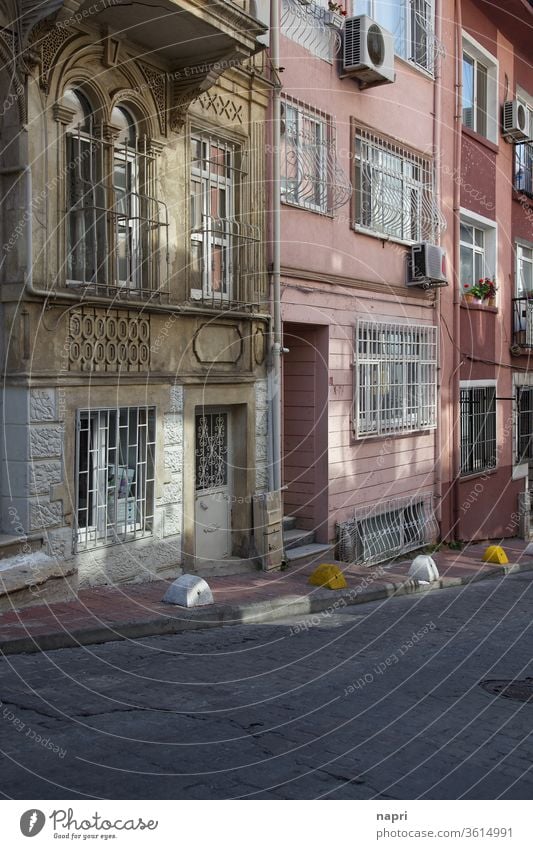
(515, 142, 533, 197)
(460, 386, 496, 476)
(75, 407, 156, 551)
(190, 133, 261, 307)
(281, 99, 352, 214)
(337, 493, 437, 566)
(65, 126, 169, 300)
(516, 387, 533, 463)
(354, 320, 438, 437)
(353, 127, 443, 242)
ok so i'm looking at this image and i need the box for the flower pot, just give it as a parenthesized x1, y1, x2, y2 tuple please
(464, 293, 474, 303)
(487, 297, 496, 307)
(473, 298, 483, 305)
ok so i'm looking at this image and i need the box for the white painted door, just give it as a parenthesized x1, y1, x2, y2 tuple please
(194, 411, 231, 561)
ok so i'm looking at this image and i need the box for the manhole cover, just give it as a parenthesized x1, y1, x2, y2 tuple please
(480, 677, 533, 703)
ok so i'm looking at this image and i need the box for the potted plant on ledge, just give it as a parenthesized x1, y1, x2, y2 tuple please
(477, 277, 497, 307)
(325, 0, 347, 25)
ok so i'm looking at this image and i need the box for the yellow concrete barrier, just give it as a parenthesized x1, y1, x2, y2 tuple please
(482, 545, 509, 565)
(308, 563, 347, 590)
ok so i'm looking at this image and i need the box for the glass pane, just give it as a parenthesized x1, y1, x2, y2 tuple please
(460, 244, 473, 288)
(474, 251, 484, 282)
(476, 63, 488, 137)
(462, 54, 474, 128)
(460, 222, 473, 244)
(474, 227, 484, 247)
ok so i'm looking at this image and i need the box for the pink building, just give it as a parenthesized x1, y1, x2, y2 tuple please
(439, 0, 533, 543)
(278, 0, 449, 564)
(276, 0, 533, 565)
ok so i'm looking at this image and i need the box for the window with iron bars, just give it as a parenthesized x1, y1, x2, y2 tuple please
(63, 89, 169, 300)
(353, 127, 437, 242)
(75, 407, 156, 551)
(281, 101, 329, 213)
(355, 0, 435, 73)
(460, 385, 496, 476)
(354, 321, 437, 437)
(190, 133, 260, 305)
(516, 386, 533, 463)
(515, 141, 533, 198)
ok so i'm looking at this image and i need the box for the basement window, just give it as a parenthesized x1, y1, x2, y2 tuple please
(75, 407, 156, 551)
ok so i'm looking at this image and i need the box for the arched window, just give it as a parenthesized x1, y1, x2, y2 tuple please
(62, 90, 168, 297)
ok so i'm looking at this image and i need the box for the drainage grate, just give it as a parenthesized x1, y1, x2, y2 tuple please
(480, 678, 533, 703)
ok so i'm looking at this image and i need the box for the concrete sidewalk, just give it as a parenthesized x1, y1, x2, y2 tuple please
(1, 539, 532, 655)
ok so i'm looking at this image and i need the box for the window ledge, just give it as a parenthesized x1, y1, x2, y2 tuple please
(352, 225, 414, 247)
(461, 299, 498, 313)
(461, 126, 499, 154)
(460, 466, 498, 483)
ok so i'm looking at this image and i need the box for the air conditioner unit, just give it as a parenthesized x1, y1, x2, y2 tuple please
(407, 242, 448, 289)
(341, 15, 395, 86)
(502, 100, 530, 143)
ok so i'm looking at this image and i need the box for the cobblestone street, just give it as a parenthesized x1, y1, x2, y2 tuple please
(1, 572, 532, 800)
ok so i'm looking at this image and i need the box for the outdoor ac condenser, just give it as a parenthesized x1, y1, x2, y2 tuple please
(407, 242, 448, 289)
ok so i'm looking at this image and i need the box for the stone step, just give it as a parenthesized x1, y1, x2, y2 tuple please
(285, 543, 334, 565)
(0, 534, 43, 562)
(283, 516, 297, 532)
(283, 527, 316, 550)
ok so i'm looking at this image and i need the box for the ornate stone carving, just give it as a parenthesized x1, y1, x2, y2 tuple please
(29, 19, 74, 92)
(68, 308, 151, 373)
(138, 61, 167, 135)
(198, 91, 243, 125)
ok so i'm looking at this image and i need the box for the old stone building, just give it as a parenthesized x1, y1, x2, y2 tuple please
(0, 0, 271, 607)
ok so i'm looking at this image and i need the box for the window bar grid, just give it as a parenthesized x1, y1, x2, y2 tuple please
(354, 320, 437, 438)
(66, 125, 169, 301)
(460, 387, 496, 476)
(190, 133, 261, 309)
(354, 127, 443, 242)
(75, 406, 156, 552)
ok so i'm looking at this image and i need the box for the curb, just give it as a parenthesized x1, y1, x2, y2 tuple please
(1, 559, 533, 656)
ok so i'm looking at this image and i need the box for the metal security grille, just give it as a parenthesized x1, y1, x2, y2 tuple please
(354, 320, 438, 437)
(190, 134, 260, 307)
(517, 387, 533, 462)
(281, 99, 352, 214)
(281, 0, 341, 63)
(354, 127, 443, 242)
(75, 407, 156, 551)
(337, 493, 437, 566)
(195, 413, 228, 491)
(515, 142, 533, 197)
(512, 297, 533, 348)
(460, 386, 496, 476)
(356, 0, 442, 74)
(66, 127, 169, 300)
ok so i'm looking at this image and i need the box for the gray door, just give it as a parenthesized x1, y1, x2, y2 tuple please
(194, 411, 231, 561)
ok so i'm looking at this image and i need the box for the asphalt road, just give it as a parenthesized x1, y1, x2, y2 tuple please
(1, 571, 533, 800)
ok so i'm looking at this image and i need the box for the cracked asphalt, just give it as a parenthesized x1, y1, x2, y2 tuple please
(1, 571, 532, 800)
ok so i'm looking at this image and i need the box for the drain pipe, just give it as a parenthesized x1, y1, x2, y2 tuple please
(433, 0, 443, 528)
(270, 0, 283, 493)
(451, 0, 464, 539)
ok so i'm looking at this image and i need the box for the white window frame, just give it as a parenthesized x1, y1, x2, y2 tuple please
(353, 127, 436, 243)
(281, 101, 329, 214)
(459, 380, 497, 477)
(516, 240, 533, 296)
(461, 33, 498, 144)
(459, 208, 497, 296)
(190, 133, 236, 300)
(75, 406, 156, 551)
(354, 320, 438, 438)
(356, 0, 435, 74)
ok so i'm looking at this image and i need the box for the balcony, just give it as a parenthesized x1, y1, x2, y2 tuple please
(23, 0, 267, 69)
(512, 297, 533, 349)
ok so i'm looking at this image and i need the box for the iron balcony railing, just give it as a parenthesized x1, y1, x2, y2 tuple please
(513, 297, 533, 348)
